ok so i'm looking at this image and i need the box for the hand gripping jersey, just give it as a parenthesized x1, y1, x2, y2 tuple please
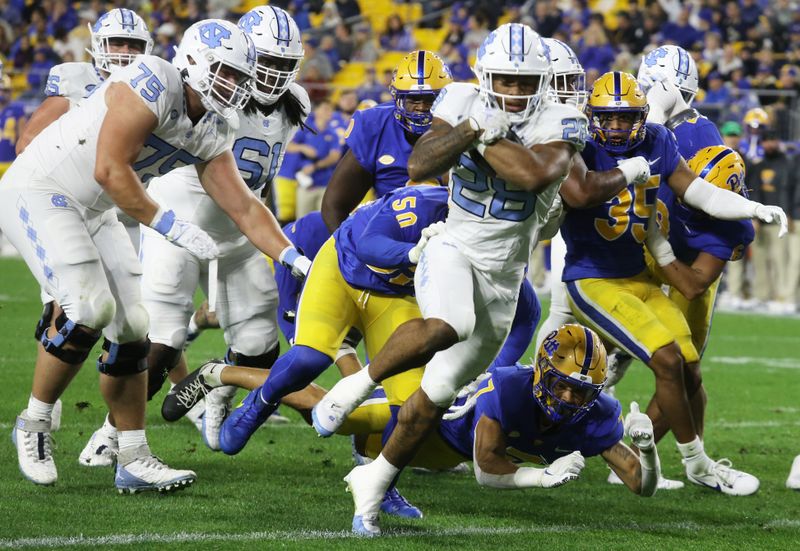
(431, 82, 587, 273)
(334, 185, 449, 295)
(439, 364, 623, 464)
(562, 123, 682, 281)
(345, 103, 415, 197)
(148, 83, 310, 251)
(657, 112, 754, 263)
(44, 62, 103, 104)
(19, 55, 235, 213)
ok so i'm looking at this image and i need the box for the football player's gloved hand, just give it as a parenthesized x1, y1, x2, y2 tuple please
(408, 234, 429, 264)
(421, 221, 446, 239)
(542, 451, 585, 488)
(279, 246, 312, 281)
(616, 156, 651, 185)
(624, 401, 655, 451)
(639, 73, 683, 125)
(151, 208, 219, 260)
(754, 204, 789, 237)
(470, 103, 511, 145)
(645, 208, 676, 267)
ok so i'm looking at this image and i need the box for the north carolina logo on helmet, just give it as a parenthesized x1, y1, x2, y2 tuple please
(587, 71, 649, 154)
(637, 45, 698, 104)
(533, 324, 607, 425)
(391, 50, 452, 135)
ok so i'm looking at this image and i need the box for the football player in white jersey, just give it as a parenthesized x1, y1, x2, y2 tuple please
(312, 24, 651, 536)
(79, 5, 311, 463)
(0, 19, 311, 493)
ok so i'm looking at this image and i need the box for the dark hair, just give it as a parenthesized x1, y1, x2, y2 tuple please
(244, 86, 311, 131)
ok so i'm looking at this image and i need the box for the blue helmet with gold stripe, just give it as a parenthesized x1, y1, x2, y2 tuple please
(587, 71, 649, 154)
(391, 50, 453, 134)
(534, 324, 607, 425)
(688, 145, 748, 197)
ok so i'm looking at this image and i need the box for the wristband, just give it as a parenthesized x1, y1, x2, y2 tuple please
(279, 246, 301, 267)
(149, 207, 176, 235)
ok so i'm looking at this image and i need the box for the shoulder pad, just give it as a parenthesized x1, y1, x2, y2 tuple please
(514, 101, 589, 151)
(431, 82, 480, 128)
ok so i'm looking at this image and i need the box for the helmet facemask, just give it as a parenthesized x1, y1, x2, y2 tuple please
(589, 106, 649, 154)
(88, 9, 153, 75)
(476, 69, 551, 124)
(392, 89, 439, 134)
(552, 71, 588, 110)
(534, 356, 604, 425)
(252, 52, 301, 105)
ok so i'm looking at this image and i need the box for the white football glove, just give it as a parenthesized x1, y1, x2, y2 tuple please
(645, 208, 676, 267)
(151, 209, 219, 260)
(421, 220, 446, 239)
(639, 73, 684, 125)
(616, 156, 651, 185)
(470, 103, 511, 145)
(624, 401, 655, 451)
(279, 247, 312, 281)
(408, 234, 429, 264)
(542, 451, 585, 488)
(754, 204, 789, 238)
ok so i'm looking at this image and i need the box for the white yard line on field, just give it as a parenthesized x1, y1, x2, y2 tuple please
(707, 356, 800, 369)
(1, 522, 797, 548)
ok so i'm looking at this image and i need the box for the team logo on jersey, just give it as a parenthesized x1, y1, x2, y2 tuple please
(378, 154, 395, 165)
(51, 194, 68, 208)
(169, 110, 179, 120)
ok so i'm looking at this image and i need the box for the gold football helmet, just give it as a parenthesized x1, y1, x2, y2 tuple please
(688, 145, 747, 197)
(586, 71, 649, 153)
(391, 50, 453, 134)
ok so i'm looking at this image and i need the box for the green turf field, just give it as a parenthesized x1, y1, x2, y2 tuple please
(0, 256, 798, 549)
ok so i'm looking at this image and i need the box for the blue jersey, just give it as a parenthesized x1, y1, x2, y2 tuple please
(334, 185, 449, 295)
(0, 102, 25, 162)
(562, 124, 681, 280)
(275, 211, 330, 341)
(345, 103, 414, 197)
(439, 365, 623, 464)
(658, 115, 754, 264)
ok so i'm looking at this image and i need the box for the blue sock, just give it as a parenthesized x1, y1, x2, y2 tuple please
(259, 345, 332, 404)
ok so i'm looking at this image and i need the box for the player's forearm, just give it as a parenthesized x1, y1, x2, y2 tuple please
(236, 197, 294, 260)
(407, 120, 477, 181)
(653, 260, 707, 301)
(483, 141, 573, 192)
(473, 459, 546, 489)
(578, 169, 629, 207)
(95, 163, 160, 225)
(16, 97, 69, 155)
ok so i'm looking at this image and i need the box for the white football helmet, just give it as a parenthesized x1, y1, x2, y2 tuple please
(472, 23, 552, 124)
(89, 8, 153, 74)
(238, 6, 304, 105)
(173, 19, 257, 119)
(637, 45, 699, 105)
(542, 38, 587, 110)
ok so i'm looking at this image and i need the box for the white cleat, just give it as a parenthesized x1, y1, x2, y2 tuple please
(786, 455, 800, 490)
(312, 397, 349, 437)
(12, 410, 57, 486)
(607, 469, 684, 489)
(185, 399, 206, 434)
(50, 399, 63, 432)
(115, 453, 196, 494)
(686, 458, 760, 496)
(344, 465, 385, 537)
(202, 386, 236, 451)
(78, 427, 118, 467)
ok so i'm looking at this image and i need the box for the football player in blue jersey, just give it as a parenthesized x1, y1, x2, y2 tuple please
(561, 71, 786, 496)
(320, 50, 453, 232)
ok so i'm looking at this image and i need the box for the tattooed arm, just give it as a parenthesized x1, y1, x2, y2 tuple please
(601, 441, 660, 497)
(407, 118, 479, 182)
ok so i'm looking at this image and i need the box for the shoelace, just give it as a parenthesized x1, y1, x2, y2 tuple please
(175, 377, 211, 409)
(21, 430, 55, 463)
(386, 488, 413, 508)
(711, 458, 740, 486)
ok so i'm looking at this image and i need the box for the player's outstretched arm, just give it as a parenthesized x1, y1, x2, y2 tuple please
(321, 149, 374, 232)
(197, 151, 295, 263)
(668, 159, 788, 236)
(16, 96, 69, 155)
(472, 415, 584, 489)
(602, 402, 660, 497)
(407, 118, 478, 182)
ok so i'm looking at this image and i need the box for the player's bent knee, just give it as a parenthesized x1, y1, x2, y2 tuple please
(79, 288, 116, 330)
(650, 343, 684, 381)
(225, 343, 280, 369)
(34, 301, 56, 341)
(420, 378, 457, 409)
(113, 303, 150, 343)
(40, 311, 102, 364)
(146, 344, 182, 400)
(96, 338, 151, 376)
(424, 318, 463, 349)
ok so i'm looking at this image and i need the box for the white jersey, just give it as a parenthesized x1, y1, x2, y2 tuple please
(19, 55, 235, 213)
(45, 62, 103, 104)
(431, 82, 587, 273)
(148, 83, 310, 252)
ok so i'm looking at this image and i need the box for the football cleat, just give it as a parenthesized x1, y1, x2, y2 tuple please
(311, 397, 348, 438)
(115, 454, 196, 494)
(785, 455, 800, 490)
(185, 399, 206, 433)
(218, 387, 277, 455)
(607, 469, 684, 490)
(381, 487, 423, 518)
(605, 350, 634, 388)
(202, 386, 237, 451)
(344, 465, 385, 536)
(12, 410, 57, 486)
(78, 426, 118, 467)
(686, 458, 760, 496)
(161, 361, 223, 422)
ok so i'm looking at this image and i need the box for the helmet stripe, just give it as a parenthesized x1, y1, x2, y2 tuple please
(581, 327, 594, 375)
(417, 50, 426, 86)
(270, 6, 291, 45)
(698, 148, 732, 180)
(509, 24, 524, 62)
(120, 8, 134, 31)
(677, 48, 690, 79)
(613, 71, 622, 102)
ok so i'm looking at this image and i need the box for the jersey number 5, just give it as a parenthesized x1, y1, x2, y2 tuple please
(594, 176, 660, 242)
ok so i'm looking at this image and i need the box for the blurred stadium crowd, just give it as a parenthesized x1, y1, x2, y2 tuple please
(1, 0, 799, 312)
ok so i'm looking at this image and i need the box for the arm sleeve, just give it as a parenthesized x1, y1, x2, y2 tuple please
(354, 206, 416, 268)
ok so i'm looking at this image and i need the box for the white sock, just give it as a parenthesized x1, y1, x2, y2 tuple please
(187, 315, 200, 335)
(118, 430, 148, 455)
(677, 436, 712, 473)
(101, 414, 118, 437)
(202, 363, 226, 387)
(353, 366, 378, 397)
(27, 395, 54, 422)
(366, 453, 401, 486)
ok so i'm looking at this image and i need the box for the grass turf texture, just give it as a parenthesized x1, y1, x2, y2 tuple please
(0, 257, 798, 550)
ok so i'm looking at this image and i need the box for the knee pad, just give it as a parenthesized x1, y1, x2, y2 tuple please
(420, 377, 458, 409)
(34, 301, 55, 341)
(225, 343, 280, 369)
(40, 311, 101, 364)
(97, 338, 151, 377)
(146, 344, 182, 400)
